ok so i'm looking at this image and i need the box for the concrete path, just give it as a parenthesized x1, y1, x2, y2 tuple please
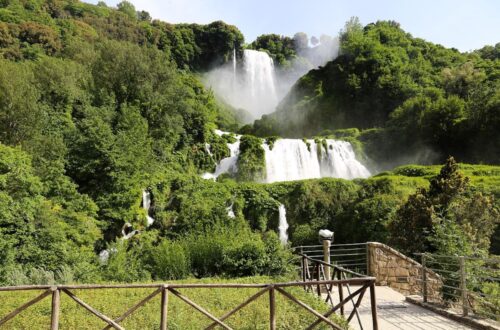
(323, 285, 474, 330)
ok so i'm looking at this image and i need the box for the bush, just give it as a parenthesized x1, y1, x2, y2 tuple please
(150, 240, 190, 280)
(181, 221, 290, 278)
(223, 241, 267, 277)
(101, 242, 151, 282)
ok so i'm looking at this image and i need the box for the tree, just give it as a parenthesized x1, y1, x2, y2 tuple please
(0, 60, 43, 146)
(293, 32, 308, 52)
(117, 1, 136, 20)
(138, 10, 151, 22)
(339, 16, 363, 52)
(389, 157, 498, 257)
(0, 144, 100, 283)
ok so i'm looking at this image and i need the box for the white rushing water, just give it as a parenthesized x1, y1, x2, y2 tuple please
(226, 203, 236, 219)
(202, 130, 241, 180)
(205, 49, 278, 120)
(242, 49, 278, 116)
(278, 204, 288, 245)
(204, 131, 371, 183)
(264, 139, 370, 183)
(142, 190, 155, 226)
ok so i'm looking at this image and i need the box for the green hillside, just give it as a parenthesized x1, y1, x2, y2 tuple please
(250, 19, 500, 167)
(0, 1, 498, 286)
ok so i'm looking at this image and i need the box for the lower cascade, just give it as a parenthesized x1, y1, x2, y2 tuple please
(278, 204, 288, 245)
(204, 131, 371, 182)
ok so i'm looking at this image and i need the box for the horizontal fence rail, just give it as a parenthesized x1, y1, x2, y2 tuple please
(294, 243, 369, 276)
(415, 253, 500, 321)
(0, 278, 378, 330)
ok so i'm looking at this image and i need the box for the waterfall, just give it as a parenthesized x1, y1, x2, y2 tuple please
(232, 48, 237, 81)
(99, 250, 110, 264)
(226, 203, 235, 218)
(278, 204, 288, 245)
(242, 49, 278, 116)
(204, 49, 278, 120)
(204, 132, 371, 182)
(142, 190, 155, 227)
(202, 130, 241, 180)
(264, 139, 370, 183)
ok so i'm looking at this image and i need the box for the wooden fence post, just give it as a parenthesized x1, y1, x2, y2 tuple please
(422, 253, 428, 303)
(160, 285, 168, 330)
(338, 280, 344, 316)
(302, 255, 306, 283)
(269, 285, 276, 330)
(51, 287, 60, 330)
(316, 264, 321, 297)
(459, 257, 468, 316)
(369, 282, 378, 330)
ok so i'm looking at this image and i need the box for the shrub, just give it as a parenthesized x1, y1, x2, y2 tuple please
(150, 240, 190, 280)
(101, 242, 151, 282)
(223, 241, 267, 277)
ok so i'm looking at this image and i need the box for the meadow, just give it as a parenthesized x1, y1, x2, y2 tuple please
(0, 276, 348, 330)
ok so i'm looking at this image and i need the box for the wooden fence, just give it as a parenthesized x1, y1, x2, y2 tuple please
(299, 253, 378, 330)
(0, 276, 377, 330)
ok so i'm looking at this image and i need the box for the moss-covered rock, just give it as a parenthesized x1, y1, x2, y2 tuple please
(265, 136, 280, 150)
(237, 135, 266, 182)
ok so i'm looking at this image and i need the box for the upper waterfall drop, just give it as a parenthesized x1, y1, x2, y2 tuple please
(204, 49, 279, 120)
(242, 49, 278, 116)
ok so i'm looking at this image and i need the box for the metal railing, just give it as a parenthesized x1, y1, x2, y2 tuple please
(294, 243, 369, 275)
(416, 253, 500, 321)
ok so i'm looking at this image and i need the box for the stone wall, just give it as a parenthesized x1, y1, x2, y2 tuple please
(367, 242, 442, 299)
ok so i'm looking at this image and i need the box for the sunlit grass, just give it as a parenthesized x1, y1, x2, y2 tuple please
(0, 276, 348, 329)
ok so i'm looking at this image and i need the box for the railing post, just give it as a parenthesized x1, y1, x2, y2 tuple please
(366, 243, 371, 276)
(422, 253, 428, 303)
(50, 287, 60, 330)
(459, 256, 468, 316)
(316, 263, 321, 297)
(269, 285, 276, 330)
(370, 281, 379, 330)
(322, 239, 331, 280)
(337, 280, 344, 316)
(160, 285, 168, 330)
(301, 255, 307, 282)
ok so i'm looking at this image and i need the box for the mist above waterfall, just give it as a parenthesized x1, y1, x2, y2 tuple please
(204, 36, 339, 121)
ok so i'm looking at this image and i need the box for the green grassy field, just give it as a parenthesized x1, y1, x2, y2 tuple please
(380, 163, 500, 198)
(0, 276, 349, 330)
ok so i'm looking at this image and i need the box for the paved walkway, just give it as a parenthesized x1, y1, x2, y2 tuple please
(323, 286, 474, 330)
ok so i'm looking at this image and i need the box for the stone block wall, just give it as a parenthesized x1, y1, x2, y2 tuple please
(367, 242, 442, 299)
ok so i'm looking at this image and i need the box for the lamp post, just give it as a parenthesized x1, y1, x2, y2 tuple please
(318, 229, 334, 280)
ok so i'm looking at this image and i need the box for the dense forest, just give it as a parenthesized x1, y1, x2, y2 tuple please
(0, 1, 498, 286)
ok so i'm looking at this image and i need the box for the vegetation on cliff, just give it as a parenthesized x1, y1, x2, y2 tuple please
(0, 1, 497, 286)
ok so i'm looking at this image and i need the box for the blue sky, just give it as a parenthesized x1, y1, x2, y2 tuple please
(86, 0, 499, 52)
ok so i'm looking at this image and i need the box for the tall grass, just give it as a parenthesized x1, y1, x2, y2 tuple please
(0, 276, 348, 329)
